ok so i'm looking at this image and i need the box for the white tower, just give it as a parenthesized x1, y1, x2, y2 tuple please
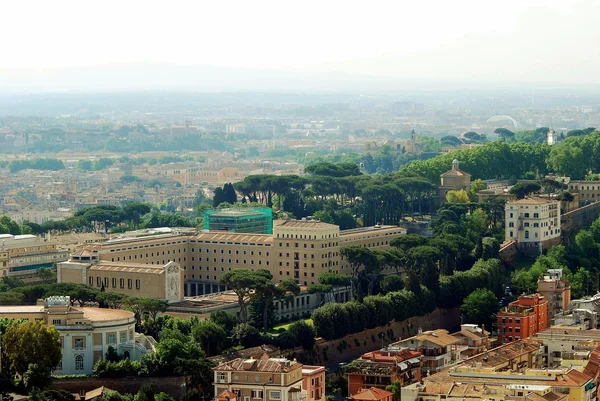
(547, 127, 557, 145)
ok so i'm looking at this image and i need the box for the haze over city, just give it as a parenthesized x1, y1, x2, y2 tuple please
(2, 0, 600, 91)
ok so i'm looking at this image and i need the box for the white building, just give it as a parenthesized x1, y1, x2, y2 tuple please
(505, 197, 561, 255)
(0, 296, 155, 375)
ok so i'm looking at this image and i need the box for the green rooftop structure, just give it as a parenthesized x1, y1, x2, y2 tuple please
(204, 207, 273, 234)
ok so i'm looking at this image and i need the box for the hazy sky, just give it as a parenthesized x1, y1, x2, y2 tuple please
(2, 0, 599, 88)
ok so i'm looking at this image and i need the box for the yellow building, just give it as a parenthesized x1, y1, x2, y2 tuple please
(57, 222, 405, 298)
(0, 296, 155, 375)
(58, 249, 184, 302)
(0, 233, 69, 281)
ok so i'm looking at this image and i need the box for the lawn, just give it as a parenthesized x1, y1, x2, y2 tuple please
(272, 318, 313, 332)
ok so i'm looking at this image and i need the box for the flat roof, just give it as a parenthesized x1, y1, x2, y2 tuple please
(275, 220, 337, 229)
(90, 262, 165, 275)
(191, 232, 273, 244)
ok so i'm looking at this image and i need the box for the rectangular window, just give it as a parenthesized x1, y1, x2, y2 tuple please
(270, 391, 281, 400)
(136, 279, 141, 289)
(120, 333, 126, 343)
(120, 278, 125, 288)
(52, 319, 62, 325)
(74, 337, 84, 349)
(107, 334, 116, 344)
(252, 390, 264, 399)
(112, 278, 117, 288)
(128, 279, 133, 289)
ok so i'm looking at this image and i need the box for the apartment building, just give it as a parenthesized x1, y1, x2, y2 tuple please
(537, 269, 571, 321)
(532, 328, 600, 367)
(57, 221, 405, 298)
(495, 294, 548, 345)
(505, 197, 561, 255)
(346, 345, 422, 395)
(0, 233, 69, 281)
(302, 366, 325, 401)
(451, 324, 494, 358)
(394, 329, 464, 374)
(0, 296, 154, 375)
(400, 340, 598, 401)
(213, 355, 306, 401)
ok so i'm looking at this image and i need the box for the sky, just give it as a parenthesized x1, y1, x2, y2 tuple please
(1, 0, 599, 90)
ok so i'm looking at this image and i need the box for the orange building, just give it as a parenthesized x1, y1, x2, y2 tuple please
(350, 387, 393, 401)
(495, 294, 548, 344)
(302, 365, 325, 401)
(346, 346, 422, 395)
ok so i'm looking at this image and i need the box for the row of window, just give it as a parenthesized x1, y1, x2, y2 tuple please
(89, 276, 141, 290)
(193, 248, 269, 256)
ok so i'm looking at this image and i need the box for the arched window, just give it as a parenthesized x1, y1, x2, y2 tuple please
(75, 355, 84, 371)
(524, 230, 530, 239)
(123, 351, 131, 360)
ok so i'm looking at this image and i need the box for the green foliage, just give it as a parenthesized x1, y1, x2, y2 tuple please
(461, 288, 498, 329)
(232, 323, 263, 347)
(288, 320, 316, 349)
(311, 288, 436, 340)
(3, 320, 61, 384)
(400, 141, 549, 182)
(9, 158, 65, 173)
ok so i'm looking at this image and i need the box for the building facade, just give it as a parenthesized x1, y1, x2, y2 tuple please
(495, 294, 548, 345)
(58, 251, 184, 302)
(537, 269, 571, 322)
(505, 197, 561, 255)
(57, 221, 405, 298)
(395, 329, 464, 374)
(213, 355, 307, 401)
(346, 346, 422, 395)
(0, 296, 154, 375)
(0, 233, 69, 282)
(436, 160, 471, 208)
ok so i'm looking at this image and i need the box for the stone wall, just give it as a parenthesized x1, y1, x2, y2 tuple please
(282, 307, 461, 367)
(50, 376, 187, 398)
(561, 202, 600, 247)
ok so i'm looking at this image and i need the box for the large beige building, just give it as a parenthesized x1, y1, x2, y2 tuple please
(505, 197, 561, 255)
(57, 221, 405, 299)
(0, 296, 155, 375)
(58, 249, 185, 302)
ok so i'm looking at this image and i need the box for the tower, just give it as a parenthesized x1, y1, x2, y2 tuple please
(547, 127, 557, 145)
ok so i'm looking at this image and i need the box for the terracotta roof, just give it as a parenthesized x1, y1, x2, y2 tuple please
(413, 329, 460, 347)
(351, 387, 393, 401)
(454, 328, 489, 341)
(275, 220, 337, 229)
(462, 340, 541, 368)
(191, 232, 273, 244)
(216, 390, 238, 400)
(89, 262, 165, 275)
(441, 168, 471, 177)
(213, 356, 301, 373)
(424, 367, 590, 388)
(583, 346, 600, 380)
(509, 197, 557, 205)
